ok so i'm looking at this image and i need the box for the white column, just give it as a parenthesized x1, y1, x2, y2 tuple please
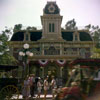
(60, 43, 62, 55)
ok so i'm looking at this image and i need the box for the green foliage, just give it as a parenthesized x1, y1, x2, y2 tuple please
(65, 19, 78, 30)
(0, 53, 18, 65)
(13, 24, 22, 32)
(0, 33, 18, 65)
(91, 48, 100, 58)
(85, 24, 100, 48)
(26, 26, 37, 31)
(0, 33, 8, 53)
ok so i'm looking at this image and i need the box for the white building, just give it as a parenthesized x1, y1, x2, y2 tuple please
(10, 2, 93, 80)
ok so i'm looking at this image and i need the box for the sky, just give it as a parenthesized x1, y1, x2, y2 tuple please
(0, 0, 100, 31)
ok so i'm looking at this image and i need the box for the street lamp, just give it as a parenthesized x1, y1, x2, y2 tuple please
(19, 43, 33, 78)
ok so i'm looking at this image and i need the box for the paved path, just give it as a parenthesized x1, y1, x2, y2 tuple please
(12, 94, 55, 100)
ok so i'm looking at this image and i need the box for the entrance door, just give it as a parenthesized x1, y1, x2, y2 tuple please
(44, 62, 60, 78)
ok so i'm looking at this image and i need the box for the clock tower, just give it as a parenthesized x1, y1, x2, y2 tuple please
(41, 2, 63, 40)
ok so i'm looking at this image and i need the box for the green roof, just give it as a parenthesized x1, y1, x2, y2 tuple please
(11, 31, 24, 41)
(10, 30, 92, 41)
(30, 31, 42, 41)
(11, 31, 42, 41)
(62, 31, 92, 41)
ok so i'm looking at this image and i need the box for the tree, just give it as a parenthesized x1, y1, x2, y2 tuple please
(13, 24, 22, 32)
(85, 24, 100, 58)
(26, 26, 37, 31)
(85, 24, 100, 48)
(2, 27, 13, 39)
(91, 48, 100, 58)
(65, 19, 78, 30)
(0, 32, 18, 65)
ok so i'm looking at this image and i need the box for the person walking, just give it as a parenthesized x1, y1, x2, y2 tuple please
(36, 77, 42, 99)
(22, 76, 30, 100)
(29, 74, 36, 98)
(51, 76, 57, 99)
(44, 76, 49, 100)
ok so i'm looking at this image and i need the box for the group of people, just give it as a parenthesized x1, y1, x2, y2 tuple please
(22, 74, 57, 100)
(22, 74, 36, 100)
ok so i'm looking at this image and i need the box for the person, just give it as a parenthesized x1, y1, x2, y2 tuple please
(22, 76, 30, 100)
(29, 74, 36, 98)
(44, 76, 49, 100)
(2, 72, 6, 78)
(51, 76, 57, 99)
(36, 77, 42, 99)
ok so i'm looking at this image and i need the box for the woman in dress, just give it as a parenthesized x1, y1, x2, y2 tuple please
(22, 76, 30, 100)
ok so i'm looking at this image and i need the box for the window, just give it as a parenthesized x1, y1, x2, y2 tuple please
(80, 48, 86, 58)
(75, 35, 78, 41)
(73, 31, 80, 41)
(49, 23, 55, 32)
(25, 34, 29, 41)
(49, 23, 52, 32)
(52, 23, 54, 32)
(67, 48, 73, 55)
(44, 46, 60, 55)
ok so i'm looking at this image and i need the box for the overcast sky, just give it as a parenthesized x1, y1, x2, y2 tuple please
(0, 0, 100, 31)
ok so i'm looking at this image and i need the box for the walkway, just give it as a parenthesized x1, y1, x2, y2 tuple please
(12, 94, 55, 100)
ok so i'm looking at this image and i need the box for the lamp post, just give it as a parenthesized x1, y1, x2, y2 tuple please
(19, 43, 33, 79)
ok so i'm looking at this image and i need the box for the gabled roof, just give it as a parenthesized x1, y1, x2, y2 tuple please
(10, 30, 92, 41)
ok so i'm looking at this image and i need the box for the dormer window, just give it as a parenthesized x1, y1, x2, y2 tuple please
(75, 35, 78, 41)
(73, 31, 80, 41)
(49, 23, 55, 33)
(25, 34, 29, 41)
(24, 31, 30, 41)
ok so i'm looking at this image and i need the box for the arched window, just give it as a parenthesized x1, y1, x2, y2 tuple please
(73, 31, 80, 41)
(24, 31, 30, 41)
(80, 48, 86, 58)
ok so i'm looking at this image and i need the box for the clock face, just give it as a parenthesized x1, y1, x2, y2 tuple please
(48, 4, 55, 13)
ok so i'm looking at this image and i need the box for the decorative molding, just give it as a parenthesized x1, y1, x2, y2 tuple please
(38, 59, 49, 66)
(56, 60, 66, 66)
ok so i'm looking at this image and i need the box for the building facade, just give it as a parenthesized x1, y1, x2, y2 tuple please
(10, 2, 93, 80)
